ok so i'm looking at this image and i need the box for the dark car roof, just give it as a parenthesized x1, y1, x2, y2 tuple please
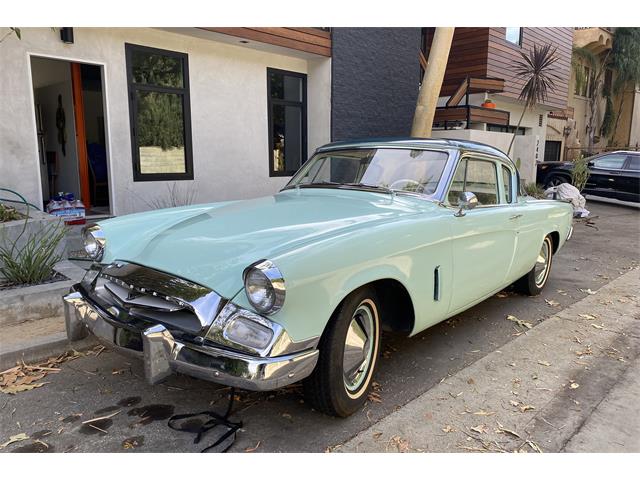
(316, 137, 515, 166)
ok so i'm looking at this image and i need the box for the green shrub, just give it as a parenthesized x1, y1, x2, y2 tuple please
(572, 156, 590, 192)
(0, 203, 23, 222)
(524, 182, 546, 199)
(0, 218, 67, 286)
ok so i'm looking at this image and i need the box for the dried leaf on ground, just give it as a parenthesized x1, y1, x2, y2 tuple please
(519, 404, 535, 413)
(0, 383, 48, 394)
(579, 288, 597, 295)
(367, 391, 382, 403)
(442, 425, 455, 433)
(537, 360, 551, 367)
(591, 323, 605, 330)
(0, 433, 29, 449)
(473, 410, 495, 416)
(578, 314, 597, 320)
(388, 435, 410, 452)
(244, 441, 261, 452)
(545, 299, 561, 307)
(506, 315, 533, 329)
(495, 422, 521, 438)
(570, 383, 580, 389)
(509, 400, 520, 407)
(82, 410, 121, 424)
(470, 424, 488, 434)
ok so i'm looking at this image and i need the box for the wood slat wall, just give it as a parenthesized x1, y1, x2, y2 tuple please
(199, 27, 331, 56)
(433, 27, 573, 110)
(486, 27, 573, 109)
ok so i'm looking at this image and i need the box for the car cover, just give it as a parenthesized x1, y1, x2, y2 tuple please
(544, 183, 590, 218)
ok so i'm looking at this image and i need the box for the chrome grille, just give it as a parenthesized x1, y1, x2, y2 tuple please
(88, 261, 225, 335)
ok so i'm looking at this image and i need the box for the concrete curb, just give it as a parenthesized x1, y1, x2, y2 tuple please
(0, 331, 100, 370)
(338, 268, 640, 453)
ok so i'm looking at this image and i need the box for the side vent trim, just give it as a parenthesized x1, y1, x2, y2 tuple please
(434, 265, 441, 301)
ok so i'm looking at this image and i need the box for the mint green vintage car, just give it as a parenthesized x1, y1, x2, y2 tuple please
(65, 138, 573, 417)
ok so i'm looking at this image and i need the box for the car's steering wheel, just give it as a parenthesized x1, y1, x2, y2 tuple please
(388, 179, 423, 192)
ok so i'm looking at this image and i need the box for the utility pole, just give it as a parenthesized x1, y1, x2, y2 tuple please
(411, 27, 455, 138)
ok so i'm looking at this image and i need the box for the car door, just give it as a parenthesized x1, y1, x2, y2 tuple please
(586, 153, 628, 198)
(620, 154, 640, 201)
(445, 155, 518, 313)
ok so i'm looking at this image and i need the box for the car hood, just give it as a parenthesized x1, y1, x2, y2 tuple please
(100, 189, 434, 297)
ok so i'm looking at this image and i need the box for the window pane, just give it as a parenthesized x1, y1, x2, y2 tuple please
(594, 155, 626, 170)
(270, 72, 303, 102)
(272, 104, 303, 173)
(626, 155, 640, 170)
(505, 27, 521, 45)
(449, 159, 499, 205)
(136, 91, 186, 174)
(132, 50, 184, 88)
(502, 165, 513, 203)
(466, 160, 498, 205)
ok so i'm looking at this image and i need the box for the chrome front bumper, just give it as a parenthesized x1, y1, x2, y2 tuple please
(63, 289, 319, 390)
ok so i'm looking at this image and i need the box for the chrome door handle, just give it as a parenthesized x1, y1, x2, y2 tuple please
(509, 214, 523, 220)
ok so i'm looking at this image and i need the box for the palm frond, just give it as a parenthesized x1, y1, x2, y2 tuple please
(511, 44, 561, 109)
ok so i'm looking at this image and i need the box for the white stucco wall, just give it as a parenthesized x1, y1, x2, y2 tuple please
(0, 28, 331, 215)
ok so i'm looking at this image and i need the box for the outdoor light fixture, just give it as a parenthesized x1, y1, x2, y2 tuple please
(60, 27, 74, 44)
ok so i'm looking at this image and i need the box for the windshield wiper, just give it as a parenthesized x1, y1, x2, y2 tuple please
(283, 181, 342, 190)
(343, 183, 394, 194)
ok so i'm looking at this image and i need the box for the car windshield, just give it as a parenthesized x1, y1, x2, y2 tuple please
(284, 148, 449, 196)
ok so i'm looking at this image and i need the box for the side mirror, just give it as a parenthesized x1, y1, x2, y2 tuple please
(454, 191, 478, 217)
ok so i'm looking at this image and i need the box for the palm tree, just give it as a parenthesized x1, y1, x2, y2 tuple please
(609, 28, 640, 143)
(572, 45, 611, 153)
(507, 44, 560, 156)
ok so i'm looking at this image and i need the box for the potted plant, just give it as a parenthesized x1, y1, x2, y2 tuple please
(481, 98, 496, 108)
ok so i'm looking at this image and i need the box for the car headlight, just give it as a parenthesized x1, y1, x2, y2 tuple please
(82, 225, 106, 261)
(243, 260, 285, 314)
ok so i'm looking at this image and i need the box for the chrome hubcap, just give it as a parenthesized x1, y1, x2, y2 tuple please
(534, 240, 551, 287)
(343, 302, 375, 393)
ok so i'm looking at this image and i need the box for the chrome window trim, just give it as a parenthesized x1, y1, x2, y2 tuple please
(83, 224, 107, 261)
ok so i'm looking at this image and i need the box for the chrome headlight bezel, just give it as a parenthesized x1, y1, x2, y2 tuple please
(243, 260, 286, 315)
(82, 224, 106, 261)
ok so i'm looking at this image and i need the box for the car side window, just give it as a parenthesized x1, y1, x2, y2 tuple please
(502, 165, 513, 203)
(448, 158, 499, 206)
(593, 154, 627, 170)
(625, 155, 640, 171)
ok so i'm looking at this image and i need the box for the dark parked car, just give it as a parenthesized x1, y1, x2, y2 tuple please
(536, 151, 640, 203)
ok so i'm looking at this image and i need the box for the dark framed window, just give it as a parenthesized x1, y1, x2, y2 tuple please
(505, 27, 523, 46)
(125, 43, 193, 181)
(267, 68, 307, 177)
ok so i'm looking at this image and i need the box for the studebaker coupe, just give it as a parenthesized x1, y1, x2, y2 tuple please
(65, 138, 573, 417)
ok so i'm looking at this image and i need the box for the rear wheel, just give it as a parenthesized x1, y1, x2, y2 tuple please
(515, 235, 554, 296)
(544, 174, 570, 189)
(303, 286, 381, 417)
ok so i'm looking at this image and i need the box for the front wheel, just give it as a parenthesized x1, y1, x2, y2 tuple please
(303, 286, 381, 417)
(514, 235, 554, 296)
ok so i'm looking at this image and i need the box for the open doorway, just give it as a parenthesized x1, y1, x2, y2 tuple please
(31, 56, 110, 215)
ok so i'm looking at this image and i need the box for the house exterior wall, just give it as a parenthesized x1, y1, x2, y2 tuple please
(330, 27, 421, 140)
(0, 27, 331, 215)
(435, 28, 573, 111)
